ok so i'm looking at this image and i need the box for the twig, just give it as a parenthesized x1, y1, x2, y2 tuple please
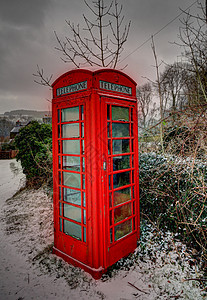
(183, 278, 207, 282)
(33, 65, 53, 87)
(184, 278, 207, 292)
(128, 282, 149, 295)
(169, 290, 183, 299)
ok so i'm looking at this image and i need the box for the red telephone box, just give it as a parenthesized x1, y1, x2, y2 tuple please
(52, 69, 139, 279)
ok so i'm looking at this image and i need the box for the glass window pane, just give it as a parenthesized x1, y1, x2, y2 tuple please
(63, 203, 81, 222)
(83, 227, 86, 242)
(112, 106, 129, 121)
(82, 175, 85, 190)
(107, 123, 111, 137)
(58, 109, 60, 123)
(108, 140, 111, 155)
(132, 186, 135, 199)
(133, 201, 135, 214)
(114, 187, 131, 206)
(131, 123, 133, 137)
(59, 187, 62, 201)
(115, 219, 132, 241)
(113, 155, 130, 171)
(110, 228, 113, 243)
(63, 187, 81, 205)
(62, 124, 79, 138)
(63, 219, 82, 240)
(109, 175, 111, 190)
(109, 193, 112, 207)
(58, 140, 61, 153)
(82, 192, 86, 207)
(113, 139, 130, 154)
(62, 156, 80, 171)
(110, 210, 113, 226)
(83, 210, 86, 224)
(131, 109, 133, 122)
(81, 106, 84, 120)
(132, 155, 134, 168)
(113, 171, 130, 189)
(62, 140, 80, 155)
(58, 125, 60, 138)
(82, 157, 85, 172)
(62, 107, 79, 122)
(131, 139, 134, 152)
(59, 202, 62, 216)
(132, 170, 135, 183)
(63, 172, 81, 189)
(107, 105, 111, 120)
(59, 218, 62, 232)
(82, 140, 85, 155)
(112, 123, 129, 137)
(81, 124, 84, 138)
(114, 203, 132, 224)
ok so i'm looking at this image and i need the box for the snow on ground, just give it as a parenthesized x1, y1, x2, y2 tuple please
(0, 159, 206, 299)
(0, 159, 25, 204)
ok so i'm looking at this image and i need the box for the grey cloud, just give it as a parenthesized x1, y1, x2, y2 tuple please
(0, 0, 55, 98)
(0, 0, 52, 28)
(0, 0, 200, 114)
(123, 0, 192, 35)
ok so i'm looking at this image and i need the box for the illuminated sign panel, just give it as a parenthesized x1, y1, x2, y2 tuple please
(56, 81, 87, 96)
(99, 80, 132, 95)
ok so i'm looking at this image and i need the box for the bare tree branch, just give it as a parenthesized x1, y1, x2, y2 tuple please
(54, 0, 131, 69)
(33, 65, 53, 87)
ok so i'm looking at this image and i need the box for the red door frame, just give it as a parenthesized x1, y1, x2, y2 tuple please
(53, 96, 92, 267)
(100, 96, 140, 268)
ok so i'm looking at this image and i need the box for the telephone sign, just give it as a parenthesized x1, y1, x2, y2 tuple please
(99, 80, 132, 95)
(56, 81, 87, 96)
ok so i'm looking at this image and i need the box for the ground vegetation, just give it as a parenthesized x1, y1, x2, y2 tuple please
(14, 120, 52, 187)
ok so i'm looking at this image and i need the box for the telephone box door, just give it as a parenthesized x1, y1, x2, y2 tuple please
(53, 100, 90, 265)
(101, 97, 139, 268)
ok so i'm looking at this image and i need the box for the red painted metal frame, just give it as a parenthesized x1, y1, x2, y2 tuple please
(100, 97, 140, 268)
(52, 69, 139, 279)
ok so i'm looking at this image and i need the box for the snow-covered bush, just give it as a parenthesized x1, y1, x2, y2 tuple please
(139, 152, 207, 266)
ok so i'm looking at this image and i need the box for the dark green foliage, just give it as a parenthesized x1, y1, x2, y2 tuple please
(139, 152, 207, 257)
(15, 121, 52, 187)
(1, 140, 16, 150)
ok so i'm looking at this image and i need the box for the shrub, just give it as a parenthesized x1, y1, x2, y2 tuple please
(15, 121, 52, 187)
(163, 125, 206, 157)
(1, 140, 16, 151)
(139, 152, 207, 261)
(163, 126, 196, 154)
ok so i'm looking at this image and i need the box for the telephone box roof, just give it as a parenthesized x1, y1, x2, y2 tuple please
(52, 68, 137, 87)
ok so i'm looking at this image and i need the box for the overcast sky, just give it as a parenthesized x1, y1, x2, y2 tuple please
(0, 0, 200, 114)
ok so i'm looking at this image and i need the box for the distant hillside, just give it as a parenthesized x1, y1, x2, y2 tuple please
(4, 110, 50, 118)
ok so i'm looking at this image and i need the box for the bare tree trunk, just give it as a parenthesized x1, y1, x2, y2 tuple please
(151, 36, 165, 154)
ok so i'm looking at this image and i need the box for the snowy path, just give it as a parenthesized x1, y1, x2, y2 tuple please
(0, 160, 73, 300)
(0, 159, 24, 205)
(0, 159, 26, 299)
